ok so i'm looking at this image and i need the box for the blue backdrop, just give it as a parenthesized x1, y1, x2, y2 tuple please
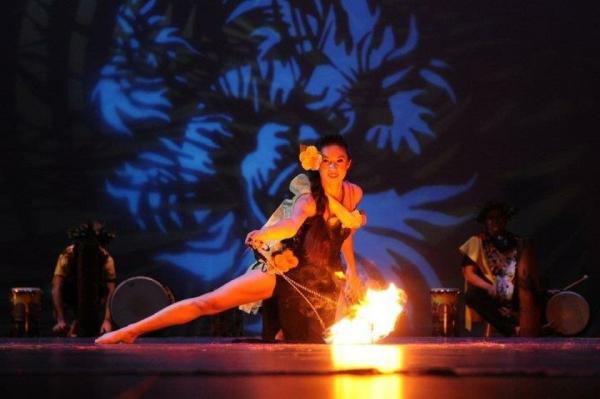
(2, 0, 596, 336)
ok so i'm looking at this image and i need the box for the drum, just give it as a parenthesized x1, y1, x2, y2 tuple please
(546, 291, 589, 336)
(9, 287, 43, 337)
(110, 276, 175, 328)
(430, 288, 460, 337)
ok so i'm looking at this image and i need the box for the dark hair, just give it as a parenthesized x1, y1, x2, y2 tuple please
(476, 201, 517, 223)
(68, 220, 115, 247)
(316, 134, 351, 159)
(64, 221, 115, 336)
(305, 134, 351, 215)
(302, 134, 351, 263)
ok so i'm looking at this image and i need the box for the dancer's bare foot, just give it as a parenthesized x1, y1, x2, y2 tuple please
(95, 327, 138, 344)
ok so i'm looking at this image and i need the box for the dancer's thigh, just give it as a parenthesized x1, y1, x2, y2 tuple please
(202, 269, 276, 310)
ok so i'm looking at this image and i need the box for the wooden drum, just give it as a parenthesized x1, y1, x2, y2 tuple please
(10, 287, 43, 337)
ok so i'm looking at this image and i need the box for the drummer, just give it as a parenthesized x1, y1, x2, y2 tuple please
(51, 221, 117, 337)
(459, 201, 541, 336)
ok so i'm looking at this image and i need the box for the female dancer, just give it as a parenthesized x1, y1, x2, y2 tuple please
(96, 134, 365, 343)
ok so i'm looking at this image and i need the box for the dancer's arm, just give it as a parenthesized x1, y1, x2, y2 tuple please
(51, 275, 67, 333)
(325, 184, 366, 229)
(100, 282, 115, 334)
(341, 234, 363, 299)
(341, 234, 358, 276)
(52, 248, 71, 333)
(246, 194, 316, 244)
(339, 185, 365, 301)
(463, 263, 496, 296)
(339, 183, 364, 276)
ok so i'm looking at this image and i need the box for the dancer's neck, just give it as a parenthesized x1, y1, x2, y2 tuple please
(323, 181, 344, 201)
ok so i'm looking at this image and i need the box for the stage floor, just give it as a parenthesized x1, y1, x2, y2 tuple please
(1, 337, 599, 398)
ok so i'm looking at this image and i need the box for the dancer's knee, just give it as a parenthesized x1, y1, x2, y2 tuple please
(465, 287, 494, 315)
(191, 294, 223, 316)
(465, 287, 483, 307)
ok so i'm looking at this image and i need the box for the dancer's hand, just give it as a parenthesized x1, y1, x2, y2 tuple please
(498, 306, 512, 318)
(52, 319, 67, 334)
(245, 230, 267, 249)
(95, 327, 138, 344)
(486, 284, 497, 298)
(344, 269, 364, 305)
(99, 319, 113, 334)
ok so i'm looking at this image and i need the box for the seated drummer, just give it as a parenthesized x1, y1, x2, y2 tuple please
(52, 221, 117, 337)
(459, 201, 541, 337)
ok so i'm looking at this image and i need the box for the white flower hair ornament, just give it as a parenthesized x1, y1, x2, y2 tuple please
(299, 145, 323, 171)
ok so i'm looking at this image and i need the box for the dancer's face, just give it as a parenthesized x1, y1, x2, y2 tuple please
(484, 209, 507, 237)
(319, 144, 351, 183)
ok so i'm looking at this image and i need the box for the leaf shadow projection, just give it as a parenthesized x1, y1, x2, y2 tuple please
(92, 0, 474, 314)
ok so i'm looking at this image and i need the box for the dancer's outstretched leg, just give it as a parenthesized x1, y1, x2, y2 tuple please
(95, 269, 275, 344)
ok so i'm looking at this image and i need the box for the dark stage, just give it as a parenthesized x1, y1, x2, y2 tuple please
(3, 1, 598, 397)
(2, 338, 599, 398)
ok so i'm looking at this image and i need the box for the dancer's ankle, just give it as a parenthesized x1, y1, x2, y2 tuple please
(127, 323, 142, 338)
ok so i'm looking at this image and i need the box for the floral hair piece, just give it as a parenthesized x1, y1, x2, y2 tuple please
(299, 144, 322, 171)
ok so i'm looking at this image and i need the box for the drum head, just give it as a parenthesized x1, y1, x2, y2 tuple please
(430, 288, 460, 294)
(546, 291, 589, 336)
(110, 276, 174, 328)
(11, 288, 43, 304)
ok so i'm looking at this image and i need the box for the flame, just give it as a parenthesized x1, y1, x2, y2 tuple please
(334, 375, 403, 399)
(331, 345, 404, 398)
(331, 345, 404, 373)
(326, 284, 406, 344)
